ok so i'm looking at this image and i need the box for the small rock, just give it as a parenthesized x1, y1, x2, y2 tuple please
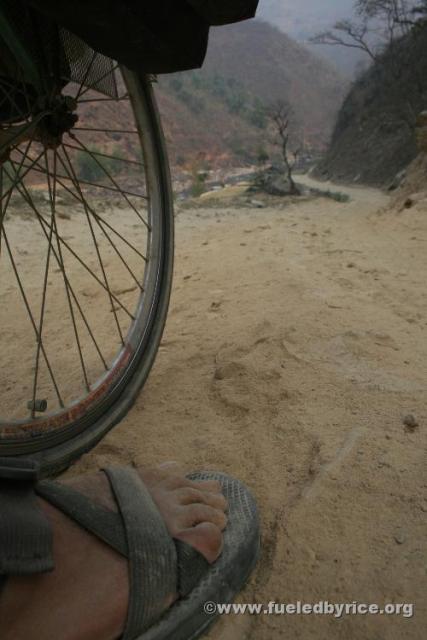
(388, 169, 406, 192)
(251, 165, 295, 196)
(250, 199, 265, 209)
(403, 414, 419, 431)
(394, 532, 406, 545)
(404, 192, 427, 209)
(57, 210, 71, 220)
(213, 367, 225, 381)
(347, 262, 356, 268)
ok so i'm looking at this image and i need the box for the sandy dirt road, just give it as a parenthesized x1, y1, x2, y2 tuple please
(72, 175, 426, 639)
(6, 175, 426, 638)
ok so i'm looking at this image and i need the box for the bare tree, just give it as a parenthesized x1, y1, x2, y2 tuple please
(311, 0, 417, 61)
(311, 0, 427, 131)
(311, 19, 377, 60)
(267, 101, 301, 196)
(414, 0, 427, 17)
(403, 0, 427, 25)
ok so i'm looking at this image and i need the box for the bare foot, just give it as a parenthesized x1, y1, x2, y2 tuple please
(0, 463, 228, 640)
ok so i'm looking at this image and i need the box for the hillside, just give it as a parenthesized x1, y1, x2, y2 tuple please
(155, 20, 346, 168)
(315, 25, 427, 187)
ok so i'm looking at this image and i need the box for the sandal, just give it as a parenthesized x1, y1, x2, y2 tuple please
(30, 467, 260, 640)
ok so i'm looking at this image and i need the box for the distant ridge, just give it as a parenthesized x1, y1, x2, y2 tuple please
(155, 20, 346, 167)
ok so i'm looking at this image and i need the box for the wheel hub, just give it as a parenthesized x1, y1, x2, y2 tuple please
(36, 95, 79, 149)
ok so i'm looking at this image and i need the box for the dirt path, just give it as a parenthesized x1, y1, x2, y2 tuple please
(57, 180, 426, 638)
(297, 172, 388, 208)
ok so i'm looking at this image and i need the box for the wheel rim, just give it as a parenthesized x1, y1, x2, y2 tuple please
(0, 61, 165, 448)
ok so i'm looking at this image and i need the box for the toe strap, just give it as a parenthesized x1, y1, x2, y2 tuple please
(175, 540, 210, 598)
(104, 467, 177, 640)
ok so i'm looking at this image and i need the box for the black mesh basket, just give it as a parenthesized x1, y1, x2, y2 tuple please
(0, 0, 118, 99)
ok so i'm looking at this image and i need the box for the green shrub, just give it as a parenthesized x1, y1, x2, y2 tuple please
(190, 173, 207, 198)
(1, 161, 13, 191)
(76, 145, 123, 182)
(309, 187, 350, 203)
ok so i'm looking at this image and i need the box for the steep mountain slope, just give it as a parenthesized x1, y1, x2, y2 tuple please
(155, 20, 345, 167)
(315, 25, 427, 186)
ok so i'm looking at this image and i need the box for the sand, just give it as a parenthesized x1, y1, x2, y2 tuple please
(5, 175, 427, 638)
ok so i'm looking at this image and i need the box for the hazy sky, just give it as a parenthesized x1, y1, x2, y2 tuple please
(257, 0, 361, 74)
(257, 0, 356, 38)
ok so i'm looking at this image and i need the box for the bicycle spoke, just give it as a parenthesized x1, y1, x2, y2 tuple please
(4, 162, 109, 371)
(0, 226, 64, 409)
(77, 94, 129, 104)
(15, 146, 149, 262)
(77, 64, 120, 99)
(0, 139, 34, 292)
(51, 150, 91, 391)
(74, 51, 98, 102)
(0, 67, 32, 122)
(72, 127, 139, 135)
(30, 152, 57, 418)
(56, 172, 148, 262)
(3, 143, 64, 414)
(69, 134, 150, 228)
(8, 161, 135, 322)
(63, 142, 144, 168)
(0, 138, 35, 227)
(59, 146, 125, 345)
(0, 166, 3, 257)
(13, 152, 149, 200)
(0, 65, 165, 433)
(57, 147, 144, 290)
(0, 82, 25, 121)
(17, 66, 33, 118)
(37, 214, 135, 320)
(1, 145, 44, 208)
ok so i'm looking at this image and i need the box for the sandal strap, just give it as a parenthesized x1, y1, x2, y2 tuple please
(175, 539, 210, 597)
(36, 480, 128, 556)
(104, 466, 177, 640)
(0, 458, 53, 575)
(36, 469, 209, 637)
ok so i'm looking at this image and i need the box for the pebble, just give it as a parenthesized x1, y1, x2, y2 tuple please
(57, 210, 71, 220)
(394, 532, 406, 545)
(403, 414, 419, 430)
(250, 200, 265, 209)
(213, 367, 225, 381)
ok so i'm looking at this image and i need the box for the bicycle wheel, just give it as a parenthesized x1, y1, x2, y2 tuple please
(0, 43, 174, 475)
